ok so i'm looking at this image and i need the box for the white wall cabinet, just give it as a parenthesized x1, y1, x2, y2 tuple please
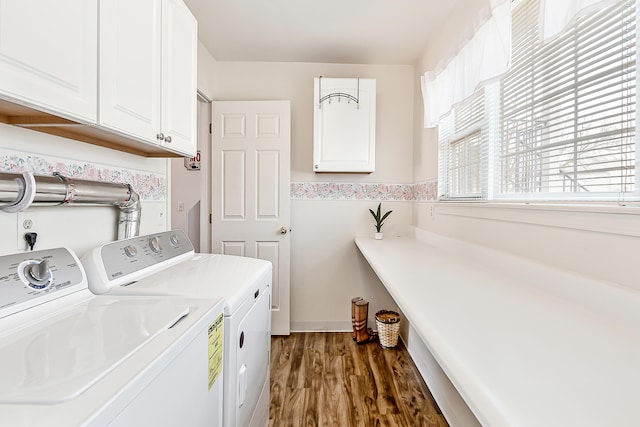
(99, 0, 162, 148)
(0, 0, 98, 123)
(0, 0, 196, 157)
(100, 0, 197, 157)
(161, 0, 198, 156)
(313, 77, 376, 173)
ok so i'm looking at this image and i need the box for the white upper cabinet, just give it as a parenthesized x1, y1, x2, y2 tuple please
(99, 0, 162, 145)
(100, 0, 197, 157)
(313, 77, 376, 173)
(0, 0, 97, 123)
(0, 0, 196, 157)
(161, 0, 198, 156)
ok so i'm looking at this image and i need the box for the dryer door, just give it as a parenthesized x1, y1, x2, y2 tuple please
(233, 285, 271, 427)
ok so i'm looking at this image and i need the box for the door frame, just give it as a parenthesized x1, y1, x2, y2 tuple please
(210, 100, 291, 335)
(197, 92, 212, 254)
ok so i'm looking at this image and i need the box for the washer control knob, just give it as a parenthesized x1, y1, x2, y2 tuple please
(123, 245, 138, 258)
(23, 259, 52, 289)
(149, 236, 162, 253)
(169, 234, 179, 246)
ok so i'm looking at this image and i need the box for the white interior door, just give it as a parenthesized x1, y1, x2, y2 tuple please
(212, 101, 291, 335)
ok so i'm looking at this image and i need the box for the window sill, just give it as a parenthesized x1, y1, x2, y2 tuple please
(433, 200, 640, 238)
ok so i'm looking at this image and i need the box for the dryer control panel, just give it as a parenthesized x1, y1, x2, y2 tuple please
(82, 230, 195, 294)
(0, 247, 87, 318)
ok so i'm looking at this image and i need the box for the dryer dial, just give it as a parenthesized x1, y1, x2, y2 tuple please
(149, 237, 162, 253)
(123, 245, 138, 258)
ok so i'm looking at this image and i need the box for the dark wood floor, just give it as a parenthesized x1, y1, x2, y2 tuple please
(269, 332, 449, 427)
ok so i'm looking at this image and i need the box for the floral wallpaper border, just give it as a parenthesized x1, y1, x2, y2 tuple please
(291, 180, 438, 202)
(0, 151, 436, 204)
(0, 152, 166, 201)
(412, 180, 438, 202)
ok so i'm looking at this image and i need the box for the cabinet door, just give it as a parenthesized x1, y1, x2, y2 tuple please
(0, 0, 97, 123)
(161, 0, 197, 157)
(100, 0, 162, 144)
(313, 78, 376, 173)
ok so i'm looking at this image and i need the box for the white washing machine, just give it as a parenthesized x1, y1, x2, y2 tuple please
(0, 246, 225, 427)
(82, 230, 272, 427)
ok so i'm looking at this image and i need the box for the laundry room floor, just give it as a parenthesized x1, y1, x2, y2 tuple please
(269, 332, 448, 427)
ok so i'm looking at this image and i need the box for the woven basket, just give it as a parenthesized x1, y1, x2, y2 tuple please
(375, 310, 400, 348)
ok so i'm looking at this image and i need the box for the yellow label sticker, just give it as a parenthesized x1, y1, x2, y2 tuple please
(208, 313, 224, 391)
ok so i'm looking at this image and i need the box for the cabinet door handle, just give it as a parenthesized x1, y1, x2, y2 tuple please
(165, 135, 172, 143)
(156, 132, 165, 141)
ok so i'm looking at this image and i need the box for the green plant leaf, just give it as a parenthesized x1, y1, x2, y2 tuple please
(369, 203, 392, 232)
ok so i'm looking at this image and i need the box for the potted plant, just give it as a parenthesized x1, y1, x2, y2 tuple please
(369, 203, 392, 240)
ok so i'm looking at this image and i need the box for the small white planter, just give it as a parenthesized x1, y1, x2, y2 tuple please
(374, 232, 383, 240)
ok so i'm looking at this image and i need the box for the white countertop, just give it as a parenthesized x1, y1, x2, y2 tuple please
(355, 234, 640, 427)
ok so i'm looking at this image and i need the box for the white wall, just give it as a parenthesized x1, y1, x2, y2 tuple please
(0, 124, 168, 257)
(196, 41, 216, 101)
(169, 156, 202, 251)
(170, 100, 209, 252)
(211, 61, 414, 330)
(170, 43, 216, 252)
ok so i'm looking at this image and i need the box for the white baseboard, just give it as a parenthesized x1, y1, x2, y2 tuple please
(290, 320, 351, 332)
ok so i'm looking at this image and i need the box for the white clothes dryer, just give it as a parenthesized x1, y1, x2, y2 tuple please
(0, 246, 224, 427)
(82, 230, 272, 427)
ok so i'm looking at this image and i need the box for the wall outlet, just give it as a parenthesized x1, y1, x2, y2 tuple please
(23, 219, 33, 229)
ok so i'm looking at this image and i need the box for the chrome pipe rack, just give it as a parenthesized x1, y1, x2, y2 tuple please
(0, 171, 141, 239)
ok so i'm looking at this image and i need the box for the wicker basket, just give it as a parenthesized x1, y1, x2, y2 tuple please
(375, 310, 400, 348)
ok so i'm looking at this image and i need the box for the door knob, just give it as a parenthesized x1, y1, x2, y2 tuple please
(279, 227, 288, 234)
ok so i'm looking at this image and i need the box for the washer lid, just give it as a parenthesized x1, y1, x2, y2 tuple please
(0, 297, 189, 404)
(109, 253, 271, 316)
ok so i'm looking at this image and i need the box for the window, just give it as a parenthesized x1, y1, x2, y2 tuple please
(439, 83, 501, 200)
(439, 0, 637, 202)
(439, 89, 486, 199)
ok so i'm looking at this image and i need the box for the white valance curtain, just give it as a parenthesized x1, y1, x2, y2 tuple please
(539, 0, 621, 42)
(421, 0, 511, 128)
(421, 0, 623, 128)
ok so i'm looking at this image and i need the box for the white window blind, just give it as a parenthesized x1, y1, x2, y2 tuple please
(540, 0, 621, 42)
(499, 0, 636, 200)
(439, 82, 502, 200)
(439, 88, 487, 199)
